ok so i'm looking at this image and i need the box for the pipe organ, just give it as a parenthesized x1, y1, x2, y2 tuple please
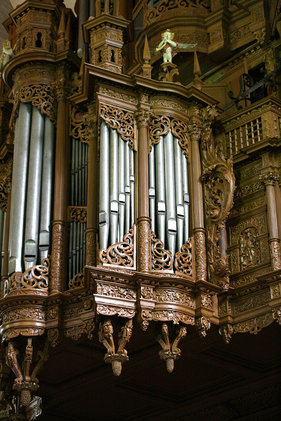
(0, 1, 280, 418)
(149, 132, 189, 260)
(99, 120, 135, 251)
(8, 103, 55, 274)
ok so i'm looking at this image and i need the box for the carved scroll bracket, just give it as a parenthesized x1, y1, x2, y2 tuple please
(99, 226, 136, 269)
(71, 106, 90, 144)
(98, 318, 133, 376)
(157, 323, 187, 373)
(100, 104, 135, 150)
(151, 232, 173, 271)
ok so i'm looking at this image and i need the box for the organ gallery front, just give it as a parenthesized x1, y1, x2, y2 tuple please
(0, 0, 281, 419)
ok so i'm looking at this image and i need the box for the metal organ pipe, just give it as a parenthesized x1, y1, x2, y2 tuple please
(149, 146, 156, 233)
(129, 148, 135, 226)
(8, 102, 32, 274)
(99, 121, 110, 249)
(182, 150, 189, 242)
(118, 135, 125, 241)
(39, 117, 55, 261)
(0, 210, 5, 276)
(174, 139, 184, 252)
(24, 107, 45, 269)
(155, 137, 166, 245)
(109, 128, 119, 245)
(124, 140, 130, 234)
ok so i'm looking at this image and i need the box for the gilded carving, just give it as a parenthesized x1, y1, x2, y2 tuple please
(100, 105, 135, 149)
(99, 227, 135, 268)
(151, 232, 173, 271)
(6, 259, 49, 296)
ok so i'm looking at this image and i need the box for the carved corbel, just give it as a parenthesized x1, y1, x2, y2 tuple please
(5, 338, 48, 410)
(98, 319, 133, 376)
(156, 323, 187, 373)
(196, 316, 211, 337)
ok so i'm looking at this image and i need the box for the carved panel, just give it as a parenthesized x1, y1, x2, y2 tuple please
(100, 105, 135, 150)
(99, 227, 136, 269)
(174, 240, 193, 276)
(151, 232, 173, 271)
(6, 259, 49, 296)
(71, 107, 90, 144)
(239, 227, 261, 270)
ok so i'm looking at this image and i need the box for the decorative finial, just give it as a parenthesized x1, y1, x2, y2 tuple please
(142, 35, 152, 78)
(193, 50, 203, 89)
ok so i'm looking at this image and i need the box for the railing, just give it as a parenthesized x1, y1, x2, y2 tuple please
(223, 97, 281, 159)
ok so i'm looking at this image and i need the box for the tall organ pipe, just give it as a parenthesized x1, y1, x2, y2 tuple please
(174, 139, 184, 252)
(124, 141, 130, 233)
(109, 128, 119, 245)
(129, 148, 135, 226)
(182, 150, 189, 242)
(164, 131, 176, 257)
(8, 102, 32, 274)
(0, 210, 5, 276)
(39, 117, 55, 261)
(24, 107, 45, 269)
(99, 121, 110, 249)
(118, 135, 125, 241)
(149, 146, 156, 233)
(155, 137, 166, 245)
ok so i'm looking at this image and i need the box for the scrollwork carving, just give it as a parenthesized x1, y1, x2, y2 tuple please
(71, 106, 90, 144)
(69, 207, 87, 223)
(145, 0, 210, 25)
(6, 259, 49, 296)
(151, 232, 173, 271)
(174, 240, 192, 275)
(14, 85, 56, 123)
(99, 227, 135, 268)
(68, 272, 84, 289)
(100, 105, 135, 150)
(150, 115, 189, 158)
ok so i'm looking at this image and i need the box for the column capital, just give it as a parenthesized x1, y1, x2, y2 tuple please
(135, 110, 150, 128)
(260, 171, 279, 186)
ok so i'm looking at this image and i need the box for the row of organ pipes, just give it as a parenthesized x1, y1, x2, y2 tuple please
(0, 210, 6, 276)
(8, 103, 55, 274)
(99, 120, 135, 250)
(68, 138, 88, 279)
(149, 132, 190, 258)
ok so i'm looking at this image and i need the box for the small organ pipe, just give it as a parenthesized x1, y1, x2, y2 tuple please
(74, 139, 79, 206)
(99, 121, 110, 249)
(71, 139, 75, 205)
(182, 150, 189, 242)
(118, 135, 125, 241)
(24, 107, 45, 269)
(0, 210, 4, 276)
(72, 222, 77, 276)
(109, 128, 119, 245)
(174, 139, 184, 252)
(39, 117, 55, 261)
(164, 131, 176, 257)
(9, 102, 32, 274)
(68, 222, 73, 279)
(149, 146, 156, 233)
(124, 141, 130, 233)
(129, 148, 135, 225)
(155, 138, 166, 245)
(85, 145, 88, 205)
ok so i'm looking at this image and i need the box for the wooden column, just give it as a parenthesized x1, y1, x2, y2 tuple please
(190, 127, 207, 282)
(50, 70, 70, 293)
(261, 172, 281, 271)
(1, 187, 11, 296)
(85, 110, 98, 266)
(136, 110, 151, 273)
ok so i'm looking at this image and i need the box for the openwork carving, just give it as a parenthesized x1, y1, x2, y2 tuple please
(239, 227, 261, 270)
(14, 84, 56, 123)
(201, 119, 235, 289)
(68, 272, 84, 289)
(145, 0, 210, 25)
(99, 227, 135, 268)
(174, 240, 192, 275)
(0, 158, 12, 211)
(157, 323, 187, 373)
(100, 105, 135, 149)
(98, 319, 133, 376)
(6, 259, 49, 296)
(69, 206, 87, 223)
(150, 115, 189, 158)
(151, 232, 173, 271)
(71, 106, 90, 144)
(6, 339, 48, 408)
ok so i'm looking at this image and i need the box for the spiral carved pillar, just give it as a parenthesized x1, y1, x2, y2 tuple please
(135, 110, 151, 273)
